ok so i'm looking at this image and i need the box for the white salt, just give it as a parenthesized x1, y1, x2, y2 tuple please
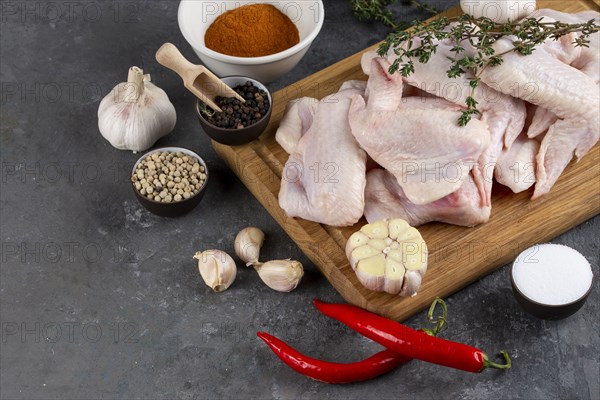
(512, 244, 593, 306)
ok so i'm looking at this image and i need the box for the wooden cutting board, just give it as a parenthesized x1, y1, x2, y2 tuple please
(212, 0, 600, 321)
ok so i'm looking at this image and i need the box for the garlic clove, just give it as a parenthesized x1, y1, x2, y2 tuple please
(350, 244, 381, 266)
(403, 242, 427, 271)
(193, 249, 237, 292)
(234, 227, 265, 266)
(399, 270, 423, 297)
(383, 258, 406, 295)
(356, 253, 386, 277)
(355, 272, 385, 294)
(254, 260, 304, 292)
(368, 238, 388, 252)
(345, 231, 370, 259)
(404, 227, 423, 242)
(360, 219, 389, 239)
(346, 218, 428, 296)
(386, 248, 404, 264)
(388, 218, 410, 240)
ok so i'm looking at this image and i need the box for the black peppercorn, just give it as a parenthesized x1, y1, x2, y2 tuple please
(199, 81, 270, 129)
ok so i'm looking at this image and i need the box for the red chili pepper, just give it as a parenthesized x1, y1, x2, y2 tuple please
(313, 299, 510, 373)
(257, 298, 449, 383)
(257, 332, 410, 384)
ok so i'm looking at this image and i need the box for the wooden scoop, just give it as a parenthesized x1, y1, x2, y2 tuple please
(155, 43, 244, 112)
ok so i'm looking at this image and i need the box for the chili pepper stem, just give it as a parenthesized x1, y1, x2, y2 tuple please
(483, 351, 511, 371)
(422, 297, 448, 337)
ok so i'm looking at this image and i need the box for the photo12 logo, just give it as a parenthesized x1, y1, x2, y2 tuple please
(1, 81, 105, 104)
(1, 240, 140, 264)
(1, 321, 140, 344)
(198, 1, 321, 24)
(1, 161, 138, 185)
(460, 1, 537, 22)
(0, 1, 139, 24)
(1, 162, 102, 184)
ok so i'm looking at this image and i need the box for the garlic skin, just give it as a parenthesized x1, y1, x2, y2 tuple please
(234, 227, 265, 266)
(460, 0, 536, 23)
(254, 260, 304, 292)
(193, 249, 237, 292)
(345, 219, 428, 297)
(98, 66, 176, 152)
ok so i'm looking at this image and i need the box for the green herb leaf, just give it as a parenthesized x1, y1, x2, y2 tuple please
(378, 13, 599, 125)
(458, 111, 472, 127)
(466, 96, 479, 109)
(400, 61, 415, 76)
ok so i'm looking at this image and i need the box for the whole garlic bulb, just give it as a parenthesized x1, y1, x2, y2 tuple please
(193, 249, 237, 292)
(98, 66, 176, 152)
(234, 227, 265, 266)
(460, 0, 536, 23)
(254, 260, 304, 292)
(345, 219, 428, 297)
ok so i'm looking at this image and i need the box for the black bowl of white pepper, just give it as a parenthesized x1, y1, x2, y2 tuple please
(196, 77, 272, 146)
(131, 147, 208, 217)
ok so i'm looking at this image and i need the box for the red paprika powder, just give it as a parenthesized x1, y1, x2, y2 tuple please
(204, 4, 300, 58)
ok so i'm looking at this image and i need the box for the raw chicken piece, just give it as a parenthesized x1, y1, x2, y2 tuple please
(277, 85, 367, 226)
(524, 12, 598, 141)
(364, 169, 490, 227)
(363, 169, 409, 223)
(362, 41, 527, 150)
(362, 43, 526, 206)
(495, 132, 540, 193)
(339, 80, 368, 93)
(350, 58, 490, 205)
(531, 9, 600, 84)
(275, 97, 318, 154)
(527, 106, 558, 139)
(477, 19, 599, 199)
(535, 118, 598, 198)
(474, 108, 511, 206)
(276, 81, 368, 154)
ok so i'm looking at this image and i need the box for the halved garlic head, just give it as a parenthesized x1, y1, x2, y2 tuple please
(345, 218, 428, 297)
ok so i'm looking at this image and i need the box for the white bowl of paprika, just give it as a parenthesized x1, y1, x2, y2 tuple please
(178, 0, 325, 83)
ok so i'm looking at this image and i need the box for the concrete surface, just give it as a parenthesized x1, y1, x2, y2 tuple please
(1, 1, 599, 399)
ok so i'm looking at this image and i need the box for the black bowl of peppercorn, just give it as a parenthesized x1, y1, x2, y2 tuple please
(196, 76, 272, 146)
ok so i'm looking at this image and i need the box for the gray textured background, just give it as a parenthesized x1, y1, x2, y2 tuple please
(1, 1, 599, 399)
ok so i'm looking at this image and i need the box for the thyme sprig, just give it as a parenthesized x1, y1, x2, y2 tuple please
(378, 14, 600, 126)
(351, 0, 438, 29)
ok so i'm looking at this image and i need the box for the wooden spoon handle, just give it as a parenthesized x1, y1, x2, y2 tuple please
(155, 43, 197, 84)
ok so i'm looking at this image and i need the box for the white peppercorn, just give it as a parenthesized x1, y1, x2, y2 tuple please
(132, 150, 207, 203)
